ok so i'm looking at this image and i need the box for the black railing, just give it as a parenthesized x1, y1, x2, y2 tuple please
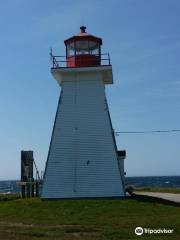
(50, 51, 111, 68)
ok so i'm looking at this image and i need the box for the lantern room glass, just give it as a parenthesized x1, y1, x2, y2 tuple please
(67, 42, 75, 56)
(89, 41, 99, 55)
(66, 40, 100, 56)
(76, 41, 89, 55)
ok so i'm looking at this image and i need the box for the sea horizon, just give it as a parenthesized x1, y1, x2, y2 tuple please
(0, 174, 180, 182)
(0, 176, 180, 194)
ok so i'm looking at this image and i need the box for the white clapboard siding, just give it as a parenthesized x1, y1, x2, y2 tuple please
(41, 70, 124, 199)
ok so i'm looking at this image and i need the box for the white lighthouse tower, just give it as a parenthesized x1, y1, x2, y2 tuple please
(41, 26, 125, 199)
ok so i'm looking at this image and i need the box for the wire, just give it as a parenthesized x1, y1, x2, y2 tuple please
(115, 129, 180, 134)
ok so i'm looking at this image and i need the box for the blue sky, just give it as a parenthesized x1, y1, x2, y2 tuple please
(0, 0, 180, 180)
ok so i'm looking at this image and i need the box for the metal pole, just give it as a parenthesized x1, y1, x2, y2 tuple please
(21, 185, 25, 198)
(33, 159, 41, 181)
(26, 183, 30, 198)
(108, 53, 110, 65)
(31, 184, 34, 197)
(36, 182, 39, 197)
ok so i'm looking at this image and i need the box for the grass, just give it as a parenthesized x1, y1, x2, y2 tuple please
(0, 196, 179, 239)
(134, 187, 180, 194)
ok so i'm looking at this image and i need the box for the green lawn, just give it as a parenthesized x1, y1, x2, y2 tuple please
(0, 196, 179, 240)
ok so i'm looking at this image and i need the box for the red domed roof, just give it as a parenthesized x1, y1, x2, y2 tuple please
(64, 26, 102, 45)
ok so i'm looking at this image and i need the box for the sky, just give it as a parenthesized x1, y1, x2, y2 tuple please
(0, 0, 180, 180)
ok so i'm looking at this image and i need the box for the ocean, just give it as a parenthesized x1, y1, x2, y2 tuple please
(0, 176, 180, 194)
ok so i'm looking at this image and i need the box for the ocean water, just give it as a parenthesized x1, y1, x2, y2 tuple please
(0, 180, 20, 194)
(125, 176, 180, 188)
(0, 176, 180, 194)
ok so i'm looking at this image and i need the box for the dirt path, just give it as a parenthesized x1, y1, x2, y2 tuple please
(134, 191, 180, 204)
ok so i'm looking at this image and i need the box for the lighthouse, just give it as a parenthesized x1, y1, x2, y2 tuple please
(41, 27, 125, 199)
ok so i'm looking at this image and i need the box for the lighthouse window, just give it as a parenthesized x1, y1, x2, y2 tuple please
(67, 42, 75, 56)
(75, 40, 89, 55)
(89, 41, 99, 55)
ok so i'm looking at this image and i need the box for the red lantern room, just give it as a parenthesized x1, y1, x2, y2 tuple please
(51, 26, 111, 68)
(64, 26, 102, 67)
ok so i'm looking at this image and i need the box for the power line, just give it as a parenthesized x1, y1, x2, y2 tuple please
(115, 129, 180, 135)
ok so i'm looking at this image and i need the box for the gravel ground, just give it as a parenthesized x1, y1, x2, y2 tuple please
(134, 191, 180, 204)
